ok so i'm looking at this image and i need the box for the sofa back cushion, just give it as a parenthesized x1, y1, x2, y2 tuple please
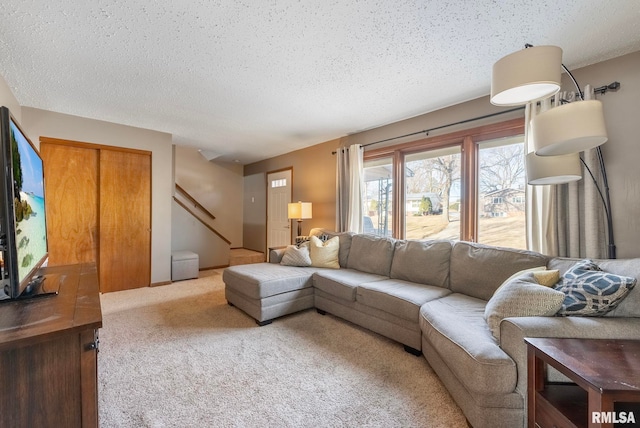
(548, 257, 640, 318)
(347, 234, 395, 276)
(390, 240, 452, 288)
(449, 241, 549, 300)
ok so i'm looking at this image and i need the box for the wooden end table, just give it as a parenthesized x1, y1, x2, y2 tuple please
(526, 338, 640, 428)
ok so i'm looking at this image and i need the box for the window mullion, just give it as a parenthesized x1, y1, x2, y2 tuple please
(393, 150, 404, 239)
(461, 136, 478, 242)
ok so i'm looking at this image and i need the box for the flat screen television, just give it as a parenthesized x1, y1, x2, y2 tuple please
(0, 106, 57, 301)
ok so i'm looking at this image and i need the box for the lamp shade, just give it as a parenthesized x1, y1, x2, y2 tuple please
(526, 152, 582, 185)
(491, 45, 562, 106)
(532, 100, 608, 156)
(287, 202, 312, 220)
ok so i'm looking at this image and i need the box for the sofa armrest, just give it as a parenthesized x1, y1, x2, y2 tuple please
(269, 247, 287, 264)
(500, 316, 640, 396)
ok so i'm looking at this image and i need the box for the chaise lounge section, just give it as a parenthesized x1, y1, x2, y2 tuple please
(222, 229, 640, 428)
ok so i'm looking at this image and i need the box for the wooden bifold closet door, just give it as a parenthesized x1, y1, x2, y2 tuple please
(40, 143, 99, 265)
(98, 149, 151, 292)
(41, 138, 151, 293)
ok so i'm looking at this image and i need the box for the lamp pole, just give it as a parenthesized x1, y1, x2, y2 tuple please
(580, 147, 616, 259)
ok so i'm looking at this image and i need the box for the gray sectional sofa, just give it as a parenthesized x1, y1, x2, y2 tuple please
(222, 229, 640, 428)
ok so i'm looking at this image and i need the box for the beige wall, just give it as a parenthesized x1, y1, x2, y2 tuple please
(0, 74, 21, 122)
(21, 107, 174, 284)
(172, 145, 243, 266)
(244, 139, 339, 253)
(243, 173, 267, 252)
(171, 200, 231, 268)
(340, 96, 524, 150)
(244, 50, 640, 258)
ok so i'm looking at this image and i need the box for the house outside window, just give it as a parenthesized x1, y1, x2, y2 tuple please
(477, 135, 526, 248)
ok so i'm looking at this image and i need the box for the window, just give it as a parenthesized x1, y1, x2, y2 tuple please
(404, 147, 461, 240)
(363, 157, 393, 237)
(478, 136, 526, 249)
(271, 178, 287, 188)
(362, 119, 526, 248)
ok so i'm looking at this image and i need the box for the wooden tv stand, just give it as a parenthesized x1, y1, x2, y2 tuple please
(0, 263, 102, 428)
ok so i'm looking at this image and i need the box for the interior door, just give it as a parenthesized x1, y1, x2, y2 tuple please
(99, 149, 151, 292)
(41, 142, 99, 265)
(267, 169, 292, 250)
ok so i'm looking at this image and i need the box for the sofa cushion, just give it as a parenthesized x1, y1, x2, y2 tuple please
(313, 269, 387, 302)
(223, 263, 317, 299)
(549, 257, 640, 318)
(347, 234, 396, 276)
(357, 279, 451, 322)
(420, 293, 517, 395)
(554, 259, 636, 316)
(484, 272, 564, 340)
(449, 241, 549, 301)
(389, 240, 452, 288)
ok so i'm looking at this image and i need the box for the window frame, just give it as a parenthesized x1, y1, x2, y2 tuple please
(363, 118, 524, 242)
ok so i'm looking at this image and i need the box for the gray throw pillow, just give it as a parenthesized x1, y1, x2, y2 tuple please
(280, 243, 312, 267)
(484, 272, 565, 341)
(554, 259, 637, 316)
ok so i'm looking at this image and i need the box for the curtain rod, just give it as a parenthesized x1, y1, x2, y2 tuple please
(332, 106, 524, 154)
(363, 106, 526, 148)
(332, 80, 619, 154)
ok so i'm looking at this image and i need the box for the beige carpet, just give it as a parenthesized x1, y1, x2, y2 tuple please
(98, 269, 467, 427)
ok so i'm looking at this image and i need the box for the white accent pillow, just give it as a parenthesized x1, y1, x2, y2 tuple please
(280, 243, 312, 267)
(309, 236, 340, 269)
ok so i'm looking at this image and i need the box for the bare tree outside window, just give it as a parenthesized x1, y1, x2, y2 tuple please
(479, 143, 525, 193)
(477, 136, 526, 249)
(404, 147, 461, 240)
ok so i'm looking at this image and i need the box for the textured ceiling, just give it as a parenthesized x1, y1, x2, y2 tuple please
(1, 1, 639, 164)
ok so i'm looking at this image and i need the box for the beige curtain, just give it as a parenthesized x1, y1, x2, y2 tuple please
(525, 97, 559, 256)
(336, 144, 364, 233)
(556, 86, 606, 258)
(526, 86, 607, 258)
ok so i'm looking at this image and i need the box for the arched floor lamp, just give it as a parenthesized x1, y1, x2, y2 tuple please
(491, 44, 618, 258)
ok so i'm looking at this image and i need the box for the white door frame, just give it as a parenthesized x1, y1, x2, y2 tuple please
(266, 168, 293, 255)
